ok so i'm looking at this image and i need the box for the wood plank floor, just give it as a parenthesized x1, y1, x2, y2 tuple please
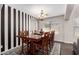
(60, 43, 73, 55)
(1, 42, 73, 55)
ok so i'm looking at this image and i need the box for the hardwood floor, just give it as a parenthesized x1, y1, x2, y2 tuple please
(60, 43, 73, 55)
(1, 42, 73, 55)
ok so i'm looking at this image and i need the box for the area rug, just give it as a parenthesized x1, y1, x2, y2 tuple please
(50, 43, 61, 55)
(2, 42, 61, 55)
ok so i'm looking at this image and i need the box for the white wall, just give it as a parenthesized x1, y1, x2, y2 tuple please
(62, 4, 79, 44)
(16, 9, 19, 47)
(63, 19, 75, 44)
(73, 18, 79, 43)
(4, 5, 8, 51)
(11, 7, 14, 49)
(20, 11, 22, 46)
(65, 4, 79, 43)
(29, 17, 38, 34)
(38, 15, 77, 44)
(39, 15, 65, 42)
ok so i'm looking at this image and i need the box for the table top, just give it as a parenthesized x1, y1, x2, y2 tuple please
(28, 35, 42, 39)
(17, 34, 42, 40)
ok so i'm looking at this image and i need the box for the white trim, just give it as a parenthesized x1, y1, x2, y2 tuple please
(11, 7, 14, 49)
(54, 40, 73, 44)
(62, 41, 73, 44)
(16, 9, 18, 47)
(4, 5, 8, 51)
(23, 13, 25, 31)
(0, 45, 21, 55)
(26, 14, 28, 31)
(20, 11, 22, 46)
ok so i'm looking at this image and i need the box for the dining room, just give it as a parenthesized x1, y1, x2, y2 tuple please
(0, 4, 77, 55)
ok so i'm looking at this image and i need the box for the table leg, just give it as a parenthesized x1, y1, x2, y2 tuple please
(30, 42, 36, 55)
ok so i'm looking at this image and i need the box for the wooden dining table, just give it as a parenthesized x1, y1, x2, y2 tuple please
(16, 34, 42, 54)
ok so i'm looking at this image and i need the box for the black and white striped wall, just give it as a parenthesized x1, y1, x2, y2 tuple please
(0, 4, 38, 54)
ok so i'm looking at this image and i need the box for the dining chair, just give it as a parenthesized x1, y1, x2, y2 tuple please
(19, 31, 30, 54)
(33, 32, 50, 55)
(49, 31, 55, 51)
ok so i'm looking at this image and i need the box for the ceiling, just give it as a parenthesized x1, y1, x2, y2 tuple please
(8, 4, 66, 18)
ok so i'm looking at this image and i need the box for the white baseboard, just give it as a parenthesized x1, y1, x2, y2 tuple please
(54, 40, 73, 44)
(63, 41, 73, 44)
(0, 45, 22, 55)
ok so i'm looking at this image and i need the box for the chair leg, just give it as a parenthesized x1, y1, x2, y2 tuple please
(43, 47, 48, 55)
(32, 44, 36, 55)
(30, 42, 36, 55)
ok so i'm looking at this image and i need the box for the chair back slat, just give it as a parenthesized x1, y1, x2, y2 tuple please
(19, 31, 29, 43)
(41, 32, 50, 47)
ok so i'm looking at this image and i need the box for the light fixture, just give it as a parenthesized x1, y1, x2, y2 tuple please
(38, 10, 48, 21)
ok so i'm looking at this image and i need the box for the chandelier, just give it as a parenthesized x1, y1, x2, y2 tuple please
(38, 10, 48, 21)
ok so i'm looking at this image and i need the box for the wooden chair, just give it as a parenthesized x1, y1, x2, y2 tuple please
(49, 31, 55, 51)
(33, 32, 50, 54)
(19, 31, 30, 54)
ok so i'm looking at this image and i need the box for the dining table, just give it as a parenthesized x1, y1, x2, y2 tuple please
(16, 34, 43, 54)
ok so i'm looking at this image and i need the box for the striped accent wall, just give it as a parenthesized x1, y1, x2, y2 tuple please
(28, 15, 29, 34)
(8, 6, 11, 49)
(13, 8, 16, 47)
(0, 6, 1, 54)
(18, 10, 20, 45)
(0, 4, 38, 54)
(1, 5, 5, 52)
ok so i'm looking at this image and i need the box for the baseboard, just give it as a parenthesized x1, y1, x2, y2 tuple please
(63, 41, 73, 44)
(0, 45, 22, 55)
(54, 40, 73, 45)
